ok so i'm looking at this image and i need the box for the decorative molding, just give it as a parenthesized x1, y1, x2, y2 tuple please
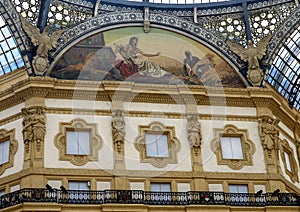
(134, 122, 181, 168)
(280, 139, 299, 183)
(0, 77, 298, 144)
(0, 129, 18, 175)
(210, 124, 256, 170)
(54, 118, 103, 166)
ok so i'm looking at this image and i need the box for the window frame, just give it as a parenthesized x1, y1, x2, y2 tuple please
(211, 125, 255, 170)
(145, 133, 169, 158)
(0, 129, 18, 175)
(0, 139, 10, 165)
(54, 119, 102, 166)
(220, 136, 243, 160)
(280, 139, 298, 183)
(66, 130, 91, 155)
(135, 122, 181, 168)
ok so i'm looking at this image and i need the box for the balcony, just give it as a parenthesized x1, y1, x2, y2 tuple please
(0, 189, 299, 209)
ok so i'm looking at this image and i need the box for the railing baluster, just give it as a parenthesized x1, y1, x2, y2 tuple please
(0, 188, 299, 209)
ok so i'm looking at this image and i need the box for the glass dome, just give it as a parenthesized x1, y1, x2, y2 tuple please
(0, 14, 24, 75)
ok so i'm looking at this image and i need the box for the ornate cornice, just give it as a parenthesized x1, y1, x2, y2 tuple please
(0, 77, 298, 137)
(1, 167, 300, 193)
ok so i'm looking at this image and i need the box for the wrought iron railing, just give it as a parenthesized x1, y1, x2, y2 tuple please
(0, 189, 299, 209)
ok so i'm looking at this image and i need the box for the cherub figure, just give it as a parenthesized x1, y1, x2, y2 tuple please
(21, 17, 63, 75)
(226, 35, 271, 86)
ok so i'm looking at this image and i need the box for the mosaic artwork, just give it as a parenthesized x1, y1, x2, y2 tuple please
(50, 27, 245, 87)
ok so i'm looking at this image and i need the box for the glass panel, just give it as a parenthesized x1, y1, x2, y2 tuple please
(231, 137, 243, 159)
(150, 183, 171, 192)
(157, 135, 168, 157)
(150, 183, 160, 192)
(229, 184, 248, 193)
(146, 134, 158, 157)
(220, 137, 243, 159)
(0, 13, 25, 75)
(66, 131, 78, 154)
(0, 140, 9, 164)
(67, 131, 90, 155)
(220, 137, 232, 159)
(146, 134, 168, 157)
(160, 183, 171, 192)
(284, 152, 292, 172)
(78, 131, 90, 155)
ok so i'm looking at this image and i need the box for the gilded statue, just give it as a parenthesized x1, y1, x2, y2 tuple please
(21, 17, 63, 75)
(226, 35, 271, 86)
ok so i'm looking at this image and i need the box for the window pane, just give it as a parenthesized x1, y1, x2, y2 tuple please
(66, 131, 90, 155)
(150, 183, 171, 192)
(220, 137, 243, 159)
(229, 184, 248, 193)
(220, 137, 232, 159)
(150, 183, 160, 192)
(78, 131, 90, 155)
(0, 140, 9, 164)
(146, 134, 158, 157)
(69, 181, 89, 190)
(231, 137, 243, 159)
(284, 152, 292, 172)
(157, 135, 168, 157)
(146, 134, 169, 157)
(66, 131, 78, 154)
(160, 183, 171, 192)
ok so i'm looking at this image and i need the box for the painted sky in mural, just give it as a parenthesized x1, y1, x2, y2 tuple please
(50, 27, 245, 87)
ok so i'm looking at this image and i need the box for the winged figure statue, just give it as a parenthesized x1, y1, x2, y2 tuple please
(21, 17, 64, 75)
(226, 35, 271, 86)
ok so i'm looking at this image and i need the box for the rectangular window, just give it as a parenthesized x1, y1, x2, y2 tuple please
(150, 183, 171, 192)
(284, 152, 292, 172)
(66, 131, 90, 155)
(0, 140, 9, 165)
(228, 184, 249, 204)
(68, 181, 90, 203)
(146, 134, 168, 157)
(228, 184, 248, 193)
(220, 137, 243, 159)
(68, 181, 90, 190)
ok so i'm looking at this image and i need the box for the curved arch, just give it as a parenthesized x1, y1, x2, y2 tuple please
(0, 0, 33, 75)
(49, 11, 245, 74)
(265, 6, 300, 110)
(266, 6, 300, 65)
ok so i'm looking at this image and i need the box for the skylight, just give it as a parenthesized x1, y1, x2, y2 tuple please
(0, 14, 24, 75)
(268, 25, 300, 110)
